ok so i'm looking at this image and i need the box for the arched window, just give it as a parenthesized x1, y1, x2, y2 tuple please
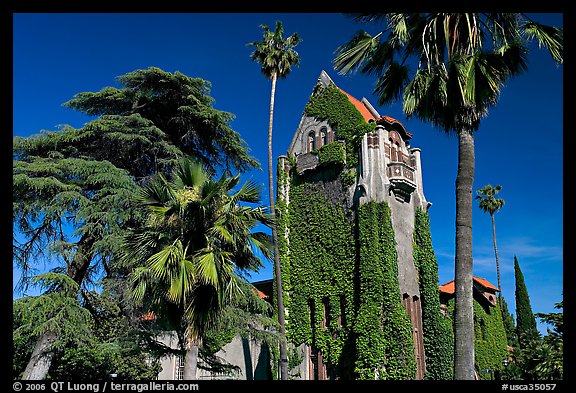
(320, 127, 327, 146)
(308, 131, 316, 153)
(390, 139, 397, 162)
(396, 142, 402, 163)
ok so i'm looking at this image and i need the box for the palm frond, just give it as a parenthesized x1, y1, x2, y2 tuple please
(146, 240, 188, 281)
(173, 157, 207, 189)
(520, 20, 563, 64)
(129, 266, 152, 304)
(374, 61, 410, 106)
(334, 31, 382, 75)
(195, 247, 220, 288)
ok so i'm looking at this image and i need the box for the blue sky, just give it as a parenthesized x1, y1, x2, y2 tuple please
(13, 13, 563, 334)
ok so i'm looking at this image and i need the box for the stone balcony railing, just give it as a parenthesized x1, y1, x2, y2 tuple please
(296, 152, 320, 174)
(387, 162, 417, 200)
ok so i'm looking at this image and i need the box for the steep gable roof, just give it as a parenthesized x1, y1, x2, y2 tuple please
(338, 88, 375, 123)
(439, 276, 500, 295)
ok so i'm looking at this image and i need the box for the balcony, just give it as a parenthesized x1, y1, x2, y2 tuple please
(387, 162, 416, 201)
(296, 152, 320, 174)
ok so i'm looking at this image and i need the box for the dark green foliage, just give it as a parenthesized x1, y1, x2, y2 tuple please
(282, 180, 356, 377)
(12, 274, 94, 378)
(340, 169, 357, 189)
(514, 256, 539, 347)
(313, 141, 346, 167)
(63, 67, 258, 173)
(413, 209, 453, 379)
(14, 67, 258, 291)
(13, 155, 138, 288)
(355, 202, 415, 380)
(473, 300, 508, 380)
(12, 68, 263, 378)
(503, 300, 562, 380)
(304, 84, 374, 168)
(13, 281, 161, 380)
(445, 297, 508, 380)
(50, 341, 161, 380)
(500, 295, 518, 348)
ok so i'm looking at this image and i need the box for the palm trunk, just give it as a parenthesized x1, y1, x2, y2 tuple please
(491, 214, 501, 297)
(183, 337, 199, 380)
(453, 130, 476, 380)
(21, 331, 58, 380)
(21, 236, 95, 380)
(267, 71, 289, 380)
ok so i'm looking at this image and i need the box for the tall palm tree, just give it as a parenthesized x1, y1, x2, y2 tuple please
(333, 13, 562, 379)
(124, 158, 273, 380)
(247, 20, 301, 380)
(476, 184, 505, 296)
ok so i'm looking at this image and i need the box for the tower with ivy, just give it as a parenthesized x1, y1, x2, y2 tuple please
(276, 71, 449, 380)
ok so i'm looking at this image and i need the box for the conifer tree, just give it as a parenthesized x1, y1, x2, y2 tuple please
(14, 67, 258, 379)
(500, 295, 518, 348)
(514, 256, 539, 347)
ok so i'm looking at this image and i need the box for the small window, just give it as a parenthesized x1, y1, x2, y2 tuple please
(321, 298, 329, 329)
(338, 295, 346, 328)
(308, 131, 316, 152)
(320, 127, 327, 146)
(175, 354, 185, 380)
(390, 139, 397, 162)
(308, 299, 315, 327)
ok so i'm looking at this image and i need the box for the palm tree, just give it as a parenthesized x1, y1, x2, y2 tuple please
(124, 158, 273, 380)
(476, 184, 505, 296)
(333, 13, 562, 379)
(247, 20, 301, 380)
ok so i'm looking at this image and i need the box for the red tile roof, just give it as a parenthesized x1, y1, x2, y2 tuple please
(375, 115, 413, 139)
(253, 287, 269, 299)
(439, 276, 500, 294)
(335, 88, 414, 140)
(474, 276, 500, 292)
(338, 88, 375, 123)
(439, 280, 456, 295)
(139, 311, 157, 321)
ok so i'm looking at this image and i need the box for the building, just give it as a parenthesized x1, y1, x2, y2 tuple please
(156, 71, 506, 380)
(275, 71, 432, 380)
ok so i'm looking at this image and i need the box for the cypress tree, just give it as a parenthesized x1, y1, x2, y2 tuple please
(514, 255, 538, 347)
(500, 295, 518, 348)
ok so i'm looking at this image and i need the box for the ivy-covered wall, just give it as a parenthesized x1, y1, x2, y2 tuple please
(303, 84, 374, 169)
(355, 201, 416, 380)
(445, 297, 508, 380)
(313, 142, 346, 168)
(413, 209, 454, 379)
(279, 168, 356, 379)
(473, 300, 508, 379)
(276, 81, 417, 380)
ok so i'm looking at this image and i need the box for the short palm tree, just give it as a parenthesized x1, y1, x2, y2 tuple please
(123, 158, 273, 380)
(247, 20, 301, 380)
(476, 184, 505, 296)
(334, 13, 562, 379)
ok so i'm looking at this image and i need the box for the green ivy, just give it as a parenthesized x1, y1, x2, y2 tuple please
(473, 300, 508, 379)
(340, 169, 356, 189)
(283, 179, 356, 377)
(304, 84, 374, 169)
(445, 297, 508, 380)
(277, 82, 420, 380)
(313, 142, 346, 167)
(413, 209, 453, 379)
(355, 201, 416, 380)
